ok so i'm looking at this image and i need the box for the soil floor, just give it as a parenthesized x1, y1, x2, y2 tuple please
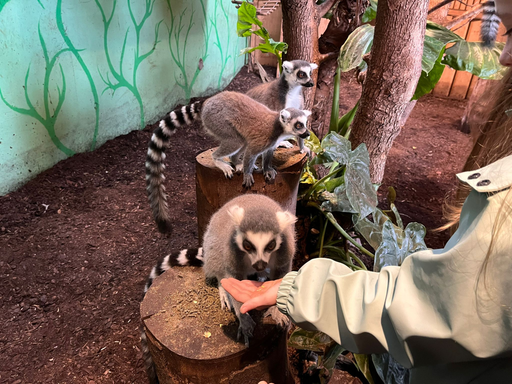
(0, 67, 472, 384)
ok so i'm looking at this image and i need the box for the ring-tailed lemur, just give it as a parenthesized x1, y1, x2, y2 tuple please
(146, 91, 310, 233)
(247, 60, 318, 151)
(141, 194, 296, 384)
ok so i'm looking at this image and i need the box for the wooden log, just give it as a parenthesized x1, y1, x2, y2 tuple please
(195, 147, 307, 244)
(141, 266, 293, 384)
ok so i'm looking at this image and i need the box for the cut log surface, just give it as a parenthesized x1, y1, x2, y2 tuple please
(196, 146, 307, 244)
(141, 267, 292, 384)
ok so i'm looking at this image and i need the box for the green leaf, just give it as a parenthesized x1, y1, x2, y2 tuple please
(321, 132, 351, 165)
(329, 67, 341, 133)
(338, 101, 359, 136)
(288, 328, 336, 353)
(412, 47, 445, 100)
(304, 131, 323, 155)
(361, 0, 377, 23)
(353, 354, 375, 384)
(237, 1, 261, 30)
(423, 21, 461, 73)
(338, 24, 374, 72)
(442, 41, 507, 80)
(321, 184, 356, 213)
(344, 144, 378, 218)
(374, 221, 427, 271)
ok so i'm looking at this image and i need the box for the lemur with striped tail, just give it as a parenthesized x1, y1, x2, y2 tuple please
(145, 91, 310, 233)
(141, 194, 297, 384)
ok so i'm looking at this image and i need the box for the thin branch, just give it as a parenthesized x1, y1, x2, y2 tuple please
(428, 0, 466, 15)
(319, 51, 338, 64)
(443, 4, 483, 29)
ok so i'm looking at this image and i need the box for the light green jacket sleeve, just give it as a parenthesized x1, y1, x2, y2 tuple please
(277, 155, 512, 370)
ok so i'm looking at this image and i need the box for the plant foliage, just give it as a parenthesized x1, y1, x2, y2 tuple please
(236, 1, 287, 72)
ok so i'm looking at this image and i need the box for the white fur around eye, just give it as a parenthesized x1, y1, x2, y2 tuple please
(276, 211, 297, 231)
(303, 110, 312, 118)
(310, 63, 318, 70)
(227, 205, 245, 226)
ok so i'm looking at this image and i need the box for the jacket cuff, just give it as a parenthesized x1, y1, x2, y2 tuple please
(277, 271, 298, 316)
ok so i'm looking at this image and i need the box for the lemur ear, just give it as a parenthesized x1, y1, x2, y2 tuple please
(303, 110, 312, 118)
(282, 61, 293, 74)
(227, 205, 245, 226)
(280, 109, 291, 124)
(309, 63, 318, 70)
(276, 211, 297, 231)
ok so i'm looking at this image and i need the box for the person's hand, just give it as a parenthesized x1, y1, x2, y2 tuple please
(220, 278, 282, 313)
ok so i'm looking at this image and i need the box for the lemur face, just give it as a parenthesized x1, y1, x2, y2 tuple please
(279, 108, 311, 139)
(282, 60, 318, 88)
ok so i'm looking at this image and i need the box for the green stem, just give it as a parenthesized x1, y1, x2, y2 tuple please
(348, 250, 367, 270)
(318, 220, 329, 258)
(325, 212, 375, 259)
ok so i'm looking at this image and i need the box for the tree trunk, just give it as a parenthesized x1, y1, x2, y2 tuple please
(350, 0, 429, 183)
(280, 0, 367, 136)
(281, 0, 322, 111)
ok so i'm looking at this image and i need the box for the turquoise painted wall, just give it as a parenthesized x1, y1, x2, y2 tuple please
(0, 0, 246, 195)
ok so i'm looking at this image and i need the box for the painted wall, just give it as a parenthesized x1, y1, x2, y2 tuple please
(0, 0, 246, 195)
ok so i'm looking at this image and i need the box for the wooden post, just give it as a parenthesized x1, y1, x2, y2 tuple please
(195, 147, 307, 244)
(141, 267, 293, 384)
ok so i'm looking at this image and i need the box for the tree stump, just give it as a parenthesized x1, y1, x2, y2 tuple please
(195, 147, 307, 244)
(141, 267, 293, 384)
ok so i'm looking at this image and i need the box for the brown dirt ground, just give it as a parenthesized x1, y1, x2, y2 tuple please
(0, 66, 472, 384)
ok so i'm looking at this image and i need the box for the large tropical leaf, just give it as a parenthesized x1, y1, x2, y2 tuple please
(361, 0, 377, 23)
(443, 41, 507, 80)
(422, 21, 461, 73)
(412, 48, 445, 100)
(338, 24, 374, 72)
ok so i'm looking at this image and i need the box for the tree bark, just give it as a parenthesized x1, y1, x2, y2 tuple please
(350, 0, 429, 183)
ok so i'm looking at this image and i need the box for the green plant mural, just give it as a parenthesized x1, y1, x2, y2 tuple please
(211, 0, 232, 89)
(0, 0, 246, 196)
(0, 24, 75, 157)
(95, 0, 163, 129)
(56, 0, 100, 150)
(166, 0, 211, 100)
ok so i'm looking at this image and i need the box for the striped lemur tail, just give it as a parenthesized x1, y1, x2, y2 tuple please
(141, 247, 204, 384)
(481, 1, 500, 47)
(145, 103, 202, 234)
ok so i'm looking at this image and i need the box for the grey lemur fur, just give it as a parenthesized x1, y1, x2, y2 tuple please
(481, 1, 500, 47)
(145, 91, 310, 233)
(141, 194, 296, 384)
(247, 60, 318, 151)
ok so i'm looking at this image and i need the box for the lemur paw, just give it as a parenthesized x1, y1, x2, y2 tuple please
(300, 146, 311, 157)
(237, 313, 256, 347)
(264, 306, 291, 328)
(277, 140, 294, 149)
(218, 286, 233, 310)
(242, 174, 254, 188)
(264, 167, 277, 182)
(235, 163, 244, 173)
(214, 160, 234, 179)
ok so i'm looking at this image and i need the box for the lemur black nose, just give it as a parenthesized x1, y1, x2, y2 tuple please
(253, 261, 267, 271)
(299, 131, 310, 139)
(304, 82, 314, 88)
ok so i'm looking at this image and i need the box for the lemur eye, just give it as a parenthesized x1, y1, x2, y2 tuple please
(294, 122, 303, 129)
(297, 71, 305, 78)
(266, 240, 276, 252)
(242, 240, 253, 252)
